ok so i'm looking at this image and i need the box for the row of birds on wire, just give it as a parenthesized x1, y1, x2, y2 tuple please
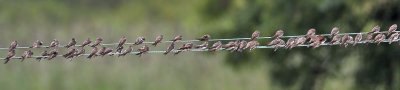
(1, 24, 398, 64)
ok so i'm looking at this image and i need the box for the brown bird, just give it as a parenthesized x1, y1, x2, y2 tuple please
(310, 35, 326, 48)
(387, 24, 397, 35)
(30, 40, 43, 48)
(330, 35, 341, 44)
(194, 42, 208, 49)
(4, 50, 15, 64)
(209, 41, 222, 52)
(306, 28, 316, 39)
(341, 34, 350, 45)
(101, 48, 113, 56)
(223, 41, 237, 50)
(47, 49, 59, 60)
(20, 50, 34, 62)
(9, 41, 18, 52)
(152, 35, 163, 46)
(251, 31, 260, 41)
(136, 45, 149, 56)
(198, 34, 211, 41)
(268, 38, 285, 51)
(295, 36, 307, 46)
(36, 50, 48, 61)
(65, 38, 77, 48)
(171, 35, 183, 42)
(366, 33, 375, 43)
(87, 47, 98, 59)
(117, 36, 127, 48)
(63, 48, 77, 58)
(330, 27, 340, 38)
(119, 45, 133, 57)
(73, 48, 85, 57)
(175, 43, 194, 55)
(285, 38, 296, 49)
(80, 38, 92, 47)
(273, 30, 284, 39)
(353, 33, 363, 46)
(96, 47, 106, 56)
(116, 46, 124, 53)
(133, 37, 146, 45)
(389, 32, 399, 44)
(368, 25, 380, 34)
(164, 43, 175, 55)
(245, 40, 259, 51)
(90, 37, 103, 47)
(236, 40, 247, 52)
(374, 33, 386, 45)
(48, 39, 59, 48)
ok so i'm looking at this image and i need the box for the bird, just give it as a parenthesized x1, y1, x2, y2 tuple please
(164, 43, 175, 55)
(251, 31, 260, 41)
(330, 35, 341, 44)
(90, 37, 103, 47)
(171, 35, 183, 42)
(374, 33, 386, 45)
(268, 38, 285, 51)
(306, 28, 316, 39)
(198, 34, 211, 41)
(236, 40, 247, 52)
(368, 25, 380, 34)
(136, 45, 149, 56)
(152, 35, 163, 46)
(245, 40, 259, 51)
(47, 49, 59, 60)
(21, 50, 33, 62)
(366, 33, 375, 43)
(330, 27, 340, 38)
(80, 38, 92, 47)
(63, 48, 77, 58)
(116, 46, 124, 53)
(36, 50, 48, 61)
(117, 36, 127, 48)
(119, 45, 133, 57)
(310, 35, 326, 48)
(133, 37, 146, 45)
(175, 43, 194, 55)
(387, 24, 397, 35)
(353, 33, 363, 46)
(65, 38, 77, 48)
(30, 40, 43, 48)
(194, 42, 208, 49)
(87, 47, 98, 59)
(4, 49, 15, 64)
(272, 30, 284, 39)
(48, 39, 59, 48)
(96, 47, 106, 56)
(285, 38, 296, 49)
(209, 41, 222, 52)
(341, 34, 350, 45)
(101, 48, 113, 56)
(223, 41, 237, 50)
(295, 36, 307, 46)
(8, 41, 18, 52)
(389, 32, 399, 44)
(73, 48, 85, 57)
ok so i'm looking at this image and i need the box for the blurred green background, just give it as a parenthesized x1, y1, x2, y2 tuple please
(0, 0, 400, 90)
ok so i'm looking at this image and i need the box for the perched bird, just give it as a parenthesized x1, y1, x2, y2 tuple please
(341, 34, 350, 45)
(164, 43, 175, 55)
(96, 47, 106, 56)
(73, 48, 85, 57)
(47, 49, 59, 60)
(330, 35, 341, 44)
(223, 41, 237, 50)
(9, 41, 18, 52)
(366, 33, 375, 43)
(306, 28, 316, 39)
(90, 37, 103, 47)
(63, 48, 76, 58)
(36, 50, 48, 61)
(136, 45, 149, 56)
(80, 38, 92, 47)
(101, 48, 113, 56)
(309, 35, 326, 48)
(209, 41, 222, 52)
(119, 45, 133, 57)
(251, 31, 260, 41)
(389, 32, 399, 44)
(171, 35, 183, 42)
(87, 47, 98, 59)
(117, 36, 127, 48)
(65, 38, 77, 48)
(116, 46, 124, 53)
(133, 37, 146, 45)
(272, 30, 284, 39)
(21, 50, 34, 62)
(374, 33, 386, 45)
(368, 25, 380, 34)
(4, 50, 15, 64)
(387, 24, 397, 35)
(295, 36, 307, 46)
(236, 40, 247, 52)
(198, 34, 211, 41)
(152, 35, 163, 46)
(194, 42, 208, 49)
(30, 40, 43, 48)
(175, 43, 194, 55)
(268, 38, 285, 51)
(245, 40, 259, 51)
(285, 38, 296, 49)
(48, 39, 59, 48)
(353, 33, 363, 46)
(330, 27, 340, 38)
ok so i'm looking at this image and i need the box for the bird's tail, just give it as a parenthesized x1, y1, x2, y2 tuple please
(4, 59, 10, 64)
